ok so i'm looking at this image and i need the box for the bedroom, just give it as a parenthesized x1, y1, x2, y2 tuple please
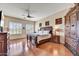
(0, 3, 78, 56)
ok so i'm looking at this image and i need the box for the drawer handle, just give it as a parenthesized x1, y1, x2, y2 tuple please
(72, 25, 74, 27)
(66, 26, 69, 27)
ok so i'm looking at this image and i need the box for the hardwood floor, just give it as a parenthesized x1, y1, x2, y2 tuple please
(8, 39, 73, 56)
(24, 42, 73, 56)
(38, 42, 73, 56)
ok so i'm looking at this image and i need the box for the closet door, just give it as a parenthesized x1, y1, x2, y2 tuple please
(70, 12, 78, 50)
(76, 11, 79, 38)
(76, 11, 79, 54)
(65, 16, 70, 37)
(65, 16, 71, 44)
(70, 13, 77, 39)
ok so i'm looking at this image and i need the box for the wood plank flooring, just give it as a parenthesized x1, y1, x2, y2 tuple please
(24, 42, 73, 56)
(8, 39, 73, 56)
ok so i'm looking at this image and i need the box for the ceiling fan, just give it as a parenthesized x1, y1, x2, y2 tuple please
(25, 4, 34, 18)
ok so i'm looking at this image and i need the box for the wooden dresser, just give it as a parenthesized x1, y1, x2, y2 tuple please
(65, 4, 79, 55)
(0, 32, 7, 56)
(53, 35, 60, 44)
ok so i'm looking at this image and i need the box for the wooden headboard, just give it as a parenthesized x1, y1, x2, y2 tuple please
(40, 26, 53, 34)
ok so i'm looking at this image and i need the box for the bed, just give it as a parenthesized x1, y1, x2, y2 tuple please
(27, 26, 53, 47)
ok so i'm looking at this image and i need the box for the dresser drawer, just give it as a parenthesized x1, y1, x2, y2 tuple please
(0, 34, 7, 40)
(0, 41, 4, 55)
(0, 33, 7, 56)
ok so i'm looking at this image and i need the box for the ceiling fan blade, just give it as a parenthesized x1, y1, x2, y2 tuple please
(27, 15, 34, 18)
(27, 9, 34, 18)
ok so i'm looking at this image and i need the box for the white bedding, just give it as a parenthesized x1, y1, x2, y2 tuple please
(27, 30, 51, 44)
(37, 34, 51, 43)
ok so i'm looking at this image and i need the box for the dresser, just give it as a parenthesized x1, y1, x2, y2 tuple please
(65, 4, 79, 55)
(0, 33, 7, 56)
(53, 35, 60, 44)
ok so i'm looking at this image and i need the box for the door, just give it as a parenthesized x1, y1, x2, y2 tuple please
(70, 13, 77, 39)
(65, 16, 71, 43)
(76, 11, 79, 54)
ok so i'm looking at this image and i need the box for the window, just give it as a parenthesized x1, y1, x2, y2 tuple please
(9, 22, 22, 34)
(26, 24, 34, 33)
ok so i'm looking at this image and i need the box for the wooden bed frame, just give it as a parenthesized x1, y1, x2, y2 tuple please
(40, 26, 53, 34)
(27, 26, 53, 47)
(37, 26, 53, 46)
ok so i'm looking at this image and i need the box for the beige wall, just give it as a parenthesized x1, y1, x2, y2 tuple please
(35, 9, 69, 44)
(3, 16, 35, 40)
(2, 8, 69, 43)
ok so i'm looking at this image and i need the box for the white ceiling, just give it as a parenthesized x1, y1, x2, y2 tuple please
(0, 3, 74, 21)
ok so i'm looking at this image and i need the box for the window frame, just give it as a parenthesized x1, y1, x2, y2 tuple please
(9, 22, 22, 35)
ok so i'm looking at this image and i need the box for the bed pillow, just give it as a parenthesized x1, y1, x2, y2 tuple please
(43, 30, 49, 35)
(38, 30, 49, 35)
(38, 31, 43, 35)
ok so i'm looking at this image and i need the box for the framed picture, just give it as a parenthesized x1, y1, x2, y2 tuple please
(39, 23, 42, 27)
(45, 21, 49, 26)
(55, 18, 62, 24)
